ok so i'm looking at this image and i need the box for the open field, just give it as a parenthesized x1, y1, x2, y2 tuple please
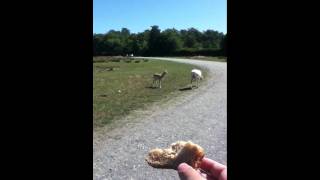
(93, 57, 207, 129)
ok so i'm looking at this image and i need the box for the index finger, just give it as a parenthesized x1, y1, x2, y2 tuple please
(200, 158, 227, 178)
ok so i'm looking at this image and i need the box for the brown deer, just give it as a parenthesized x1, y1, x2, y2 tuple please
(152, 70, 168, 88)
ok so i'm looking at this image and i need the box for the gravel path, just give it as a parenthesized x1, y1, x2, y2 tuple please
(93, 57, 227, 180)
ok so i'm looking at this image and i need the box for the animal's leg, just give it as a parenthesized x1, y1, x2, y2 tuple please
(191, 79, 194, 88)
(153, 79, 157, 88)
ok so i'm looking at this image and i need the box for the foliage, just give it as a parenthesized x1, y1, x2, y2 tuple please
(93, 26, 226, 56)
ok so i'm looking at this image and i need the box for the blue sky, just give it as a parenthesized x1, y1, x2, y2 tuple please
(93, 0, 226, 34)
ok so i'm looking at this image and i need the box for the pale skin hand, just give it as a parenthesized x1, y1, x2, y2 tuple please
(177, 158, 227, 180)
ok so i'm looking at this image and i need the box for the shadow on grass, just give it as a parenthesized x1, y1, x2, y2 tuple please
(179, 87, 193, 91)
(145, 86, 157, 89)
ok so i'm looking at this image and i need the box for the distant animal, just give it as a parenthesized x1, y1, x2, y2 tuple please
(152, 70, 168, 88)
(191, 69, 203, 88)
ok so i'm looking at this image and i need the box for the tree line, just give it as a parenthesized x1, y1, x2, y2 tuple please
(93, 25, 226, 56)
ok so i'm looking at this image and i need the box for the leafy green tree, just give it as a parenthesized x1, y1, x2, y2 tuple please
(220, 33, 227, 56)
(121, 28, 130, 37)
(93, 26, 225, 56)
(182, 28, 202, 49)
(158, 28, 183, 54)
(147, 25, 161, 55)
(202, 30, 219, 48)
(93, 34, 104, 55)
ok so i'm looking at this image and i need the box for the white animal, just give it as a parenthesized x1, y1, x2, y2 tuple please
(191, 69, 203, 88)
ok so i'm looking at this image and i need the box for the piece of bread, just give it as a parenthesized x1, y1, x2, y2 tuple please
(145, 141, 205, 170)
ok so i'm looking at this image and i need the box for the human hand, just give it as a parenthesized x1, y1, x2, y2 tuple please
(177, 158, 227, 180)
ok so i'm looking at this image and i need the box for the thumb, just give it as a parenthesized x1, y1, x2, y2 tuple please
(177, 163, 202, 180)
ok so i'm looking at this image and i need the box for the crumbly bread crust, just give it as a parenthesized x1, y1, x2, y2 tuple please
(145, 141, 205, 170)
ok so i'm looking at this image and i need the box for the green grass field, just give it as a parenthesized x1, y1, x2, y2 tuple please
(93, 57, 206, 129)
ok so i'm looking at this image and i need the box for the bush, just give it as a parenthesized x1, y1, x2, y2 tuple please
(124, 58, 132, 63)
